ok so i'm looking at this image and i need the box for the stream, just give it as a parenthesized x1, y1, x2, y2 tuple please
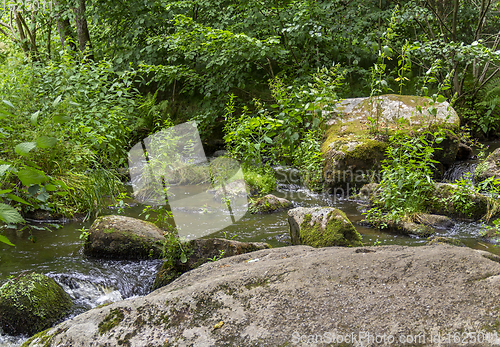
(1, 142, 500, 346)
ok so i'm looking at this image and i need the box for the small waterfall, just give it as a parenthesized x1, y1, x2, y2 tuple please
(443, 161, 478, 183)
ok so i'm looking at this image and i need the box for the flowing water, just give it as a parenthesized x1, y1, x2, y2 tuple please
(2, 144, 500, 346)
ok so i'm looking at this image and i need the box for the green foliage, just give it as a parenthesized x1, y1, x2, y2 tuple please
(224, 65, 344, 192)
(0, 52, 139, 220)
(207, 250, 226, 262)
(364, 131, 441, 225)
(241, 165, 276, 196)
(139, 205, 175, 232)
(448, 174, 477, 217)
(162, 232, 192, 266)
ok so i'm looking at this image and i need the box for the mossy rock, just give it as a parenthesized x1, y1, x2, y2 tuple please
(249, 194, 292, 214)
(427, 236, 465, 247)
(153, 238, 271, 290)
(475, 148, 500, 183)
(430, 183, 499, 220)
(0, 273, 72, 336)
(83, 215, 166, 259)
(320, 94, 460, 188)
(288, 207, 362, 247)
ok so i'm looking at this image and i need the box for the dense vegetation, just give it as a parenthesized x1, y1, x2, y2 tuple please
(1, 0, 500, 245)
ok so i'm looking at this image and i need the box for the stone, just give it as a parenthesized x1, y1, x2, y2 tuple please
(475, 148, 500, 183)
(83, 215, 166, 260)
(153, 238, 271, 290)
(413, 213, 455, 229)
(248, 194, 292, 214)
(0, 273, 72, 336)
(426, 236, 465, 247)
(23, 245, 500, 347)
(321, 94, 461, 188)
(288, 207, 362, 247)
(431, 183, 499, 220)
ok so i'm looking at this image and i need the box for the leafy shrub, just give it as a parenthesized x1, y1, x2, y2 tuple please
(364, 131, 442, 225)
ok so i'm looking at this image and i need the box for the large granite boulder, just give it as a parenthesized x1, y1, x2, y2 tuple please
(153, 238, 271, 290)
(288, 207, 362, 247)
(322, 94, 461, 189)
(23, 245, 500, 347)
(83, 215, 166, 259)
(475, 148, 500, 183)
(0, 273, 72, 336)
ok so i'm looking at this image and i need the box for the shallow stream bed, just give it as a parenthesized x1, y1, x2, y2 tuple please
(2, 144, 500, 345)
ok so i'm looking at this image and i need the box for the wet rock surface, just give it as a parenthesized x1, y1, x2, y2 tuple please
(83, 215, 166, 260)
(24, 245, 500, 347)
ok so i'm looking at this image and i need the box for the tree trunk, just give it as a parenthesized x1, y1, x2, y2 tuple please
(54, 0, 76, 51)
(73, 0, 93, 60)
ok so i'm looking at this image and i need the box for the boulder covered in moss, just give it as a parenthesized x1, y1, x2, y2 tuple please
(0, 273, 72, 336)
(249, 194, 292, 214)
(83, 215, 166, 259)
(288, 207, 362, 247)
(475, 148, 500, 183)
(321, 94, 460, 189)
(431, 183, 499, 220)
(153, 238, 271, 290)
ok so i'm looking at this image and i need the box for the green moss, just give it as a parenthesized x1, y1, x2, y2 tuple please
(103, 228, 117, 234)
(21, 326, 68, 347)
(98, 308, 125, 335)
(0, 273, 73, 336)
(244, 278, 269, 290)
(299, 211, 362, 248)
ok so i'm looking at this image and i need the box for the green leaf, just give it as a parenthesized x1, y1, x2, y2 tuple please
(53, 115, 71, 124)
(31, 111, 40, 125)
(263, 136, 273, 144)
(36, 136, 58, 149)
(15, 142, 37, 156)
(180, 252, 187, 263)
(0, 234, 15, 246)
(436, 95, 447, 103)
(2, 99, 14, 108)
(0, 203, 24, 224)
(0, 164, 11, 177)
(52, 95, 62, 107)
(44, 184, 57, 192)
(6, 194, 31, 205)
(17, 168, 47, 186)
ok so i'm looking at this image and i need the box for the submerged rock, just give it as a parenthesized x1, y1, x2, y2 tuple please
(83, 215, 166, 260)
(249, 194, 292, 214)
(23, 245, 500, 347)
(475, 147, 500, 183)
(0, 273, 72, 336)
(427, 236, 465, 247)
(288, 207, 362, 247)
(153, 238, 271, 290)
(413, 213, 454, 229)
